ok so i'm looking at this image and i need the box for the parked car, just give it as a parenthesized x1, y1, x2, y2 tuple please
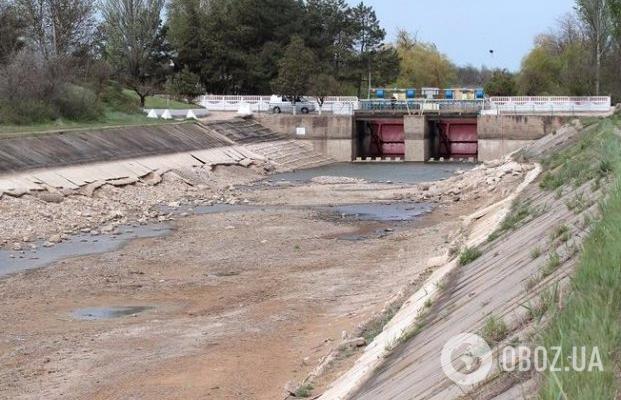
(269, 95, 315, 114)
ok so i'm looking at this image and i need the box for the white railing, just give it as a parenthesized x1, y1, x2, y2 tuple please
(197, 95, 359, 114)
(488, 96, 612, 113)
(196, 95, 612, 115)
(359, 98, 484, 113)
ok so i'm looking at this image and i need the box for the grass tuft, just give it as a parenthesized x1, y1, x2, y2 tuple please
(459, 246, 482, 266)
(541, 251, 561, 277)
(480, 315, 508, 345)
(363, 302, 400, 343)
(550, 224, 571, 243)
(523, 285, 560, 322)
(295, 383, 314, 398)
(488, 201, 542, 242)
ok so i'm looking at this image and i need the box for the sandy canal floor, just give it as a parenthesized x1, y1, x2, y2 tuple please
(0, 162, 526, 399)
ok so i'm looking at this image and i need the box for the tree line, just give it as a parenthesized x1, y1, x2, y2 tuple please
(518, 0, 621, 98)
(0, 0, 402, 125)
(1, 0, 620, 125)
(392, 0, 621, 101)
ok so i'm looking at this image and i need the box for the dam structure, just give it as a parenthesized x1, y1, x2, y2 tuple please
(203, 95, 613, 162)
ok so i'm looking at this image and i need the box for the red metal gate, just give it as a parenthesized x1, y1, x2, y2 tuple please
(438, 119, 478, 159)
(369, 120, 405, 157)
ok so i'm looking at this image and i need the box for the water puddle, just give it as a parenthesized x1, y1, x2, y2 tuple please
(72, 306, 153, 320)
(265, 162, 473, 184)
(0, 224, 170, 277)
(0, 199, 431, 276)
(325, 202, 433, 222)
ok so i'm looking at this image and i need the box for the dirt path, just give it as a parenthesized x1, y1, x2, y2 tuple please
(0, 162, 524, 400)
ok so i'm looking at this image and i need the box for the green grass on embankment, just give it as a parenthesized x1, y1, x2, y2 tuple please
(122, 90, 203, 110)
(537, 116, 621, 399)
(0, 86, 202, 137)
(0, 109, 180, 137)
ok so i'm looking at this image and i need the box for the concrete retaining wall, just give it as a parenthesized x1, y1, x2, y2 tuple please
(254, 114, 353, 161)
(251, 114, 571, 163)
(477, 115, 569, 161)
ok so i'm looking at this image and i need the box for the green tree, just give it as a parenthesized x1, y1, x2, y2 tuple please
(168, 0, 307, 94)
(166, 0, 209, 83)
(517, 39, 563, 95)
(309, 73, 340, 112)
(517, 15, 595, 97)
(304, 0, 354, 79)
(350, 2, 388, 97)
(272, 36, 318, 99)
(166, 66, 203, 102)
(395, 31, 456, 89)
(101, 0, 169, 107)
(484, 69, 517, 96)
(370, 46, 400, 89)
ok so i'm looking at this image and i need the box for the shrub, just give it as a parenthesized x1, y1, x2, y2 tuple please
(0, 99, 57, 124)
(54, 84, 102, 121)
(0, 50, 108, 124)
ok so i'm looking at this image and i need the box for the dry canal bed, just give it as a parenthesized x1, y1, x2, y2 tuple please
(0, 162, 521, 399)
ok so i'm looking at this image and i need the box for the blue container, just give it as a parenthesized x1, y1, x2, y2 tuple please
(376, 89, 385, 99)
(406, 89, 416, 99)
(445, 89, 454, 100)
(475, 88, 485, 99)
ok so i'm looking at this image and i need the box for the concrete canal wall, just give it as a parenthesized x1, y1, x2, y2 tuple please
(477, 115, 569, 161)
(254, 114, 354, 162)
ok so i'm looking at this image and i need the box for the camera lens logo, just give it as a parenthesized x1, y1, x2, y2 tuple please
(441, 333, 493, 386)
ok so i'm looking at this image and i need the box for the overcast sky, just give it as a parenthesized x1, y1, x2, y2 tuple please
(347, 0, 576, 71)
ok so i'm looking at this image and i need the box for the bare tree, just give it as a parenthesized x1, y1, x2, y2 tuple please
(100, 0, 168, 107)
(395, 29, 417, 51)
(575, 0, 611, 95)
(16, 0, 95, 59)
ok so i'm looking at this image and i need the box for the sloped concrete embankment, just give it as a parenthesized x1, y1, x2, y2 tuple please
(0, 119, 334, 198)
(317, 161, 541, 400)
(0, 123, 231, 173)
(320, 120, 595, 400)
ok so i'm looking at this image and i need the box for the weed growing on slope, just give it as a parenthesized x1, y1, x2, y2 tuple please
(550, 224, 570, 242)
(487, 200, 547, 242)
(565, 192, 590, 214)
(295, 383, 314, 397)
(522, 285, 560, 322)
(541, 251, 561, 277)
(480, 315, 509, 345)
(524, 274, 541, 291)
(459, 247, 482, 266)
(362, 302, 401, 343)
